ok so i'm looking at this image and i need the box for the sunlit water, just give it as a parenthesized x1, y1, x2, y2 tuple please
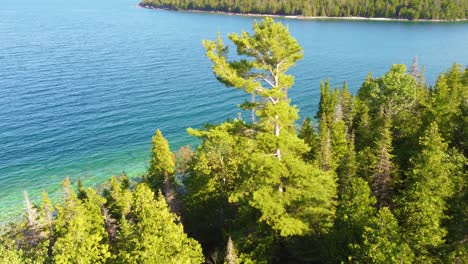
(1, 0, 467, 221)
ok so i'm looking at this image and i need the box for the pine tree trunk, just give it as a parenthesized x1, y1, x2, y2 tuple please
(275, 115, 281, 160)
(163, 171, 180, 215)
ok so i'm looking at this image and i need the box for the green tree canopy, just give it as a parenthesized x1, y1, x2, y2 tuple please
(396, 123, 460, 262)
(52, 178, 110, 264)
(116, 183, 204, 264)
(201, 18, 336, 238)
(147, 129, 175, 193)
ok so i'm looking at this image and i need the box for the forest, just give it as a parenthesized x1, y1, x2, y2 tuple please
(139, 0, 468, 20)
(0, 18, 467, 263)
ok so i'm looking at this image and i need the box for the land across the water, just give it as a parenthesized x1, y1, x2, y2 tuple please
(138, 4, 468, 22)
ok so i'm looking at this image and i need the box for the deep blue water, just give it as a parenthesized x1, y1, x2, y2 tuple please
(0, 0, 467, 221)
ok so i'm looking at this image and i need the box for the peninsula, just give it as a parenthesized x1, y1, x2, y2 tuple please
(140, 0, 468, 21)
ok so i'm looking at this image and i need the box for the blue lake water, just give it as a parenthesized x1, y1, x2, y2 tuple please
(0, 0, 467, 221)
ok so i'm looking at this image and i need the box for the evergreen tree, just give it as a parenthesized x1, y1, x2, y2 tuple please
(52, 178, 110, 263)
(204, 17, 303, 160)
(185, 120, 251, 250)
(357, 207, 414, 263)
(204, 18, 337, 237)
(116, 183, 203, 264)
(336, 134, 357, 194)
(371, 113, 396, 208)
(147, 129, 175, 194)
(318, 113, 334, 171)
(428, 64, 466, 150)
(386, 65, 424, 165)
(231, 149, 336, 236)
(340, 81, 354, 133)
(330, 118, 348, 169)
(317, 79, 339, 123)
(326, 131, 375, 262)
(298, 117, 318, 162)
(397, 123, 458, 262)
(356, 146, 376, 182)
(77, 178, 87, 200)
(353, 78, 375, 151)
(106, 175, 133, 218)
(333, 177, 376, 262)
(365, 65, 423, 170)
(104, 175, 133, 247)
(443, 148, 468, 264)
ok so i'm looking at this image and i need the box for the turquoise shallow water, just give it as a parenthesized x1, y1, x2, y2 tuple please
(0, 0, 467, 221)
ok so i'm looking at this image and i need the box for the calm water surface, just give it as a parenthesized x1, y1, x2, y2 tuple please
(1, 0, 467, 221)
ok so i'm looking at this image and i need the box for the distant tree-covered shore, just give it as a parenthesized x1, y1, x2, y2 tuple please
(140, 0, 468, 20)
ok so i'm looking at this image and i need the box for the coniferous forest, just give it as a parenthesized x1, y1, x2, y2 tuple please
(140, 0, 468, 20)
(1, 18, 467, 263)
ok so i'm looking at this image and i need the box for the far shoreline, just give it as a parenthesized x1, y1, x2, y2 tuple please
(137, 4, 468, 23)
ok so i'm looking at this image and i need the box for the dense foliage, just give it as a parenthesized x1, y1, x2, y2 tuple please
(1, 18, 467, 263)
(0, 176, 203, 263)
(140, 0, 468, 20)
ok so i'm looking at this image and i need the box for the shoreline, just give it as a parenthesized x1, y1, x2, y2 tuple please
(138, 4, 468, 23)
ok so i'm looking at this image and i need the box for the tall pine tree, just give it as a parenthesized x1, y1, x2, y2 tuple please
(147, 129, 175, 195)
(397, 123, 458, 262)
